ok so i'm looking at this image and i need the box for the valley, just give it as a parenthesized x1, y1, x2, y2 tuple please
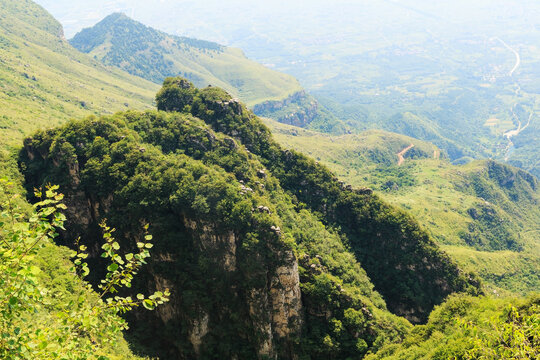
(47, 0, 540, 178)
(266, 118, 540, 295)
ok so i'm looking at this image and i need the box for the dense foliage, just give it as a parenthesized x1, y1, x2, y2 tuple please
(366, 294, 539, 359)
(16, 78, 480, 357)
(0, 180, 166, 359)
(155, 78, 480, 322)
(20, 108, 412, 358)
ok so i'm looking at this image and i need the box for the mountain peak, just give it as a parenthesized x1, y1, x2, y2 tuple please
(69, 13, 302, 107)
(99, 12, 144, 26)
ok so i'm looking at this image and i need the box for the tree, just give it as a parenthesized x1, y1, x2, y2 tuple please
(155, 77, 197, 112)
(0, 179, 169, 359)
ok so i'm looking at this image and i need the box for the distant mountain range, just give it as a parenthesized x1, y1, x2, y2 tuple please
(70, 13, 345, 133)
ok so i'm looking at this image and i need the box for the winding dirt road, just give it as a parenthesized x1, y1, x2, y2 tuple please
(494, 37, 520, 77)
(492, 37, 534, 161)
(397, 144, 414, 166)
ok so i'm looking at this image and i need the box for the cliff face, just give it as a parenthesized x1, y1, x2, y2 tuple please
(253, 91, 346, 134)
(23, 138, 303, 359)
(20, 79, 482, 358)
(254, 91, 318, 128)
(20, 110, 414, 359)
(162, 81, 480, 324)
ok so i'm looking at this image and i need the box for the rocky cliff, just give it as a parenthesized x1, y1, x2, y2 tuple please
(22, 132, 304, 359)
(253, 90, 347, 134)
(19, 79, 480, 358)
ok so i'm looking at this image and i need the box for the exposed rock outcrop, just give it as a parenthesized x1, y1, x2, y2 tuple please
(253, 91, 318, 128)
(22, 140, 303, 359)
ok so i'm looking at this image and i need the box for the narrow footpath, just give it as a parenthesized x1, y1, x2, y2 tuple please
(397, 143, 414, 166)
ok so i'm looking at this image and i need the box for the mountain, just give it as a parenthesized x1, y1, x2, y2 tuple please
(19, 77, 480, 358)
(58, 0, 540, 178)
(266, 118, 540, 295)
(0, 0, 158, 155)
(70, 13, 300, 108)
(69, 13, 346, 134)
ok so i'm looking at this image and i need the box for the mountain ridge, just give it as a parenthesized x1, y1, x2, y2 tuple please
(265, 118, 540, 294)
(69, 12, 347, 133)
(70, 12, 301, 107)
(19, 77, 481, 357)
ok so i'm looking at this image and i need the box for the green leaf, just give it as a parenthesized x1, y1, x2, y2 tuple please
(137, 294, 145, 300)
(112, 242, 120, 250)
(82, 266, 90, 277)
(142, 299, 155, 310)
(145, 243, 153, 249)
(137, 242, 144, 248)
(9, 297, 17, 306)
(107, 263, 119, 272)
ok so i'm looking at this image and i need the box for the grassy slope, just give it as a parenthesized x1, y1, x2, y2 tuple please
(0, 0, 158, 154)
(366, 293, 540, 359)
(265, 118, 540, 295)
(70, 13, 302, 107)
(266, 118, 440, 183)
(0, 1, 165, 357)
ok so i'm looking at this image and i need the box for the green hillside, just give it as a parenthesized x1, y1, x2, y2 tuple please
(0, 0, 158, 155)
(18, 77, 483, 357)
(266, 119, 540, 295)
(70, 13, 302, 108)
(367, 293, 539, 359)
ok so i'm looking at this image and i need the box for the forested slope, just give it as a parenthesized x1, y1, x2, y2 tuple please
(19, 78, 480, 358)
(267, 120, 540, 295)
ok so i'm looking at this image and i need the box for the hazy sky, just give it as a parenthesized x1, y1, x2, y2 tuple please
(35, 0, 540, 41)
